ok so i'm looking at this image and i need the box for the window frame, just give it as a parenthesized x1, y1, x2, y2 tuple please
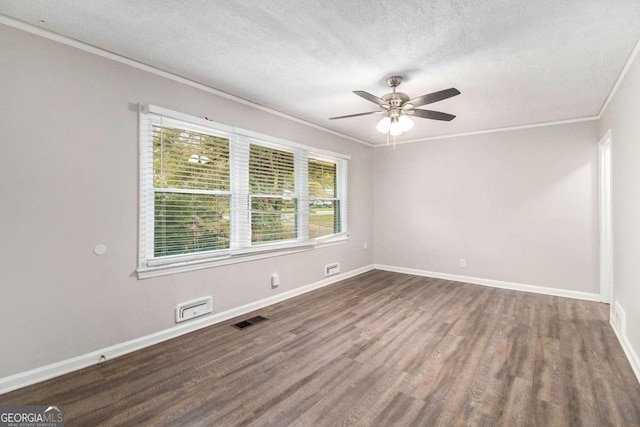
(308, 155, 344, 240)
(149, 116, 233, 260)
(138, 104, 349, 279)
(247, 141, 298, 245)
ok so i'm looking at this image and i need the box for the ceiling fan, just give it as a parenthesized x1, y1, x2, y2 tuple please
(329, 76, 460, 136)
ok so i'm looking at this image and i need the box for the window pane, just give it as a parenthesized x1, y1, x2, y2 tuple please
(153, 125, 229, 191)
(251, 197, 297, 243)
(309, 158, 339, 238)
(249, 145, 296, 243)
(309, 200, 340, 238)
(308, 159, 336, 199)
(154, 192, 230, 257)
(249, 145, 294, 194)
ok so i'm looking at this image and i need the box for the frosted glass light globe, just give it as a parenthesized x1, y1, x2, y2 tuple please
(389, 119, 403, 136)
(376, 116, 391, 133)
(398, 115, 414, 132)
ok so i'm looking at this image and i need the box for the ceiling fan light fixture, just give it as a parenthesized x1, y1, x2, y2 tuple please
(330, 76, 460, 140)
(389, 118, 403, 136)
(376, 116, 391, 133)
(398, 115, 414, 132)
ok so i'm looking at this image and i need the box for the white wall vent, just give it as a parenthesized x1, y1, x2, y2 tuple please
(176, 296, 212, 323)
(325, 262, 340, 277)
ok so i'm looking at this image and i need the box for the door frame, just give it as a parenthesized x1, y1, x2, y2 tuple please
(598, 129, 613, 304)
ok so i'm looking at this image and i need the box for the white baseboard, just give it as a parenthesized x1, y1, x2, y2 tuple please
(373, 264, 602, 302)
(0, 264, 374, 395)
(609, 301, 640, 385)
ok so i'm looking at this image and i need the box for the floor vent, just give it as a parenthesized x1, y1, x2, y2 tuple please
(232, 315, 268, 330)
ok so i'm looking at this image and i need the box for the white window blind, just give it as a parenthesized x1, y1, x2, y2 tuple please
(152, 118, 231, 257)
(139, 105, 349, 276)
(309, 158, 341, 239)
(248, 143, 297, 244)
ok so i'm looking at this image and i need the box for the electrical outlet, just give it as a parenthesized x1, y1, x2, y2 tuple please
(459, 258, 466, 268)
(363, 241, 368, 250)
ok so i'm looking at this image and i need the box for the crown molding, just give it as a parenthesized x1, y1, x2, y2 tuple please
(598, 34, 640, 118)
(4, 14, 638, 148)
(377, 115, 599, 147)
(0, 15, 374, 148)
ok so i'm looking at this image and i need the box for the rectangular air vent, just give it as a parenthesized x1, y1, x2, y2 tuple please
(232, 315, 268, 330)
(325, 262, 340, 277)
(175, 296, 212, 323)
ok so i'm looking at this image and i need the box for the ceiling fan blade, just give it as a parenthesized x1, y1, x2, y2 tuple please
(410, 109, 456, 121)
(353, 91, 389, 107)
(407, 88, 460, 108)
(329, 111, 383, 120)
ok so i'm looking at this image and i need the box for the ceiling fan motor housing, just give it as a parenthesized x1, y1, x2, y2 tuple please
(328, 74, 459, 125)
(382, 92, 409, 107)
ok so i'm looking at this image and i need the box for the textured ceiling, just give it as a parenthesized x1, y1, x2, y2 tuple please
(2, 0, 640, 145)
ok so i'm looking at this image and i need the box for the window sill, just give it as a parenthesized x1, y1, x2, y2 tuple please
(137, 235, 349, 279)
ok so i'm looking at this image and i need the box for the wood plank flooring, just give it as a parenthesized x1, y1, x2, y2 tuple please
(1, 270, 639, 426)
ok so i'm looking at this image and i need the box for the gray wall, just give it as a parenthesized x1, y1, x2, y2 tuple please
(599, 48, 640, 361)
(0, 25, 374, 378)
(374, 122, 600, 293)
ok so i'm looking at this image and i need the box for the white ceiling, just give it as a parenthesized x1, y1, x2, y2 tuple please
(2, 0, 640, 145)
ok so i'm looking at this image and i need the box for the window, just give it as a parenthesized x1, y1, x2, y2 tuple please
(308, 158, 340, 239)
(152, 121, 231, 257)
(249, 144, 296, 244)
(139, 105, 348, 277)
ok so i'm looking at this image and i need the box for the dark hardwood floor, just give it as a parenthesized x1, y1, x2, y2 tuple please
(1, 270, 639, 426)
